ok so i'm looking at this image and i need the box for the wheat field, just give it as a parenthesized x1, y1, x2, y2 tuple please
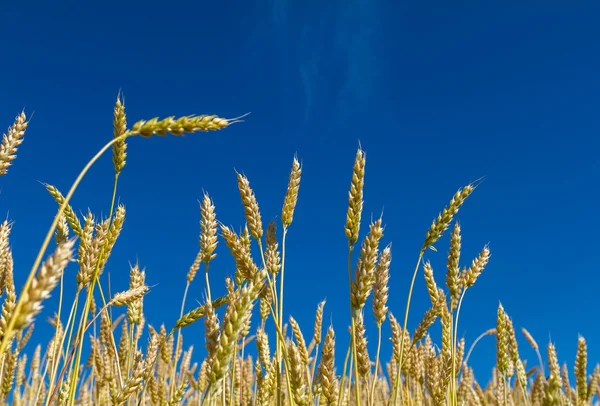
(0, 95, 596, 406)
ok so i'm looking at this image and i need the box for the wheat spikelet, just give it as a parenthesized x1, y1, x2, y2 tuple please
(389, 313, 401, 363)
(12, 239, 75, 331)
(575, 335, 588, 403)
(221, 225, 259, 281)
(55, 214, 69, 245)
(373, 245, 391, 326)
(463, 245, 490, 288)
(1, 347, 17, 396)
(313, 300, 325, 346)
(110, 285, 149, 307)
(174, 294, 229, 330)
(289, 316, 309, 366)
(106, 204, 126, 250)
(345, 148, 366, 246)
(126, 264, 145, 324)
(0, 221, 12, 294)
(44, 184, 83, 238)
(412, 307, 438, 345)
(0, 112, 27, 177)
(423, 260, 439, 305)
(317, 325, 337, 405)
(236, 172, 263, 240)
(265, 221, 281, 275)
(495, 303, 509, 376)
(423, 183, 474, 251)
(350, 218, 384, 309)
(112, 92, 128, 174)
(288, 341, 308, 405)
(282, 156, 302, 228)
(354, 311, 370, 379)
(129, 114, 229, 138)
(199, 192, 218, 266)
(445, 222, 462, 310)
(203, 299, 220, 375)
(208, 278, 262, 383)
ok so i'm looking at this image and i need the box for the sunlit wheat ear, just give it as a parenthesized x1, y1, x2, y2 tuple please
(313, 300, 325, 345)
(123, 264, 145, 324)
(236, 172, 263, 240)
(208, 278, 263, 383)
(106, 204, 125, 248)
(521, 328, 538, 351)
(373, 245, 391, 326)
(55, 214, 69, 245)
(265, 221, 281, 275)
(445, 222, 462, 310)
(0, 253, 16, 342)
(112, 92, 127, 175)
(463, 245, 490, 289)
(350, 217, 384, 309)
(504, 314, 527, 390)
(44, 184, 83, 237)
(128, 114, 230, 138)
(0, 221, 12, 293)
(422, 182, 475, 251)
(255, 328, 271, 367)
(412, 306, 439, 345)
(221, 224, 259, 280)
(204, 299, 220, 369)
(389, 313, 401, 362)
(199, 192, 218, 266)
(317, 325, 338, 406)
(546, 342, 563, 397)
(77, 218, 108, 288)
(110, 285, 149, 307)
(288, 341, 309, 405)
(0, 112, 27, 177)
(175, 295, 229, 330)
(282, 155, 302, 228)
(289, 316, 309, 366)
(345, 148, 366, 246)
(2, 346, 17, 396)
(575, 335, 588, 403)
(12, 239, 74, 332)
(354, 311, 370, 380)
(259, 284, 273, 322)
(495, 303, 509, 376)
(422, 261, 439, 305)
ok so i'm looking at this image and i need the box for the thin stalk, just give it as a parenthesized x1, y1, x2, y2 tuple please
(451, 290, 469, 406)
(463, 328, 495, 368)
(347, 353, 354, 406)
(278, 227, 289, 406)
(350, 315, 361, 406)
(346, 246, 361, 406)
(369, 325, 382, 405)
(337, 342, 352, 406)
(338, 343, 352, 406)
(205, 262, 212, 302)
(393, 252, 424, 405)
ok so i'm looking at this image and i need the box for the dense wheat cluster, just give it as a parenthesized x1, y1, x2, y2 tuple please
(0, 96, 597, 406)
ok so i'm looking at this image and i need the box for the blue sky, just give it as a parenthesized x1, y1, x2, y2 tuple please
(1, 0, 599, 383)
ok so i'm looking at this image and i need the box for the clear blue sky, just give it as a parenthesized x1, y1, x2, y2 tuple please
(1, 0, 599, 382)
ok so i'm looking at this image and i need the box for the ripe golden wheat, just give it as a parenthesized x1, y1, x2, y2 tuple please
(0, 96, 596, 406)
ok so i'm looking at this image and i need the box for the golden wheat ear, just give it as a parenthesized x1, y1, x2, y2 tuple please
(0, 112, 28, 177)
